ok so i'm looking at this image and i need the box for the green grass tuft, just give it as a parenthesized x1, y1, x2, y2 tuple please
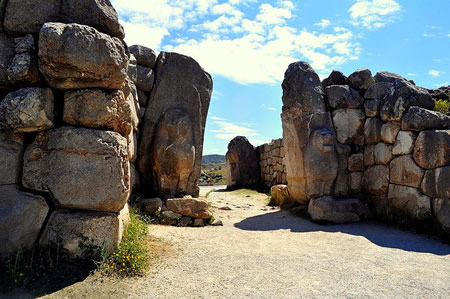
(434, 99, 450, 115)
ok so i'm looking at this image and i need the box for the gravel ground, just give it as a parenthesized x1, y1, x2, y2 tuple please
(44, 186, 449, 298)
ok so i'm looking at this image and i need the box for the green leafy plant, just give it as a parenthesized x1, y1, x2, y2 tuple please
(434, 99, 450, 115)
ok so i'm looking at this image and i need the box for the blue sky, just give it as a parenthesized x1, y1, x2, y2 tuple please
(111, 0, 450, 155)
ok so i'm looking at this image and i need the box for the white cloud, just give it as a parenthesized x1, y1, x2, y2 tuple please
(349, 0, 401, 30)
(210, 120, 260, 140)
(120, 21, 168, 50)
(210, 116, 226, 121)
(315, 19, 331, 28)
(407, 73, 416, 77)
(428, 70, 441, 77)
(261, 104, 277, 111)
(256, 3, 292, 25)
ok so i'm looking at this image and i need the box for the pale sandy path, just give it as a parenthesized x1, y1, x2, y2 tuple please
(45, 186, 450, 298)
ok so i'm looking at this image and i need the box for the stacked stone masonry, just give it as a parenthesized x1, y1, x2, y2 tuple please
(256, 139, 287, 188)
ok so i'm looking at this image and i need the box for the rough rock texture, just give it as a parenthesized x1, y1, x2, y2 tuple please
(322, 70, 349, 88)
(63, 89, 138, 137)
(60, 0, 125, 39)
(136, 198, 163, 216)
(348, 153, 364, 172)
(0, 132, 24, 185)
(129, 45, 157, 68)
(256, 139, 287, 187)
(325, 85, 363, 109)
(413, 130, 450, 169)
(332, 109, 365, 144)
(364, 117, 382, 145)
(375, 72, 405, 84)
(39, 207, 129, 257)
(387, 184, 431, 219)
(0, 87, 54, 132)
(0, 185, 49, 258)
(364, 145, 376, 167)
(226, 136, 260, 189)
(374, 143, 393, 165)
(363, 82, 392, 115)
(0, 33, 14, 86)
(381, 122, 400, 144)
(332, 144, 351, 197)
(433, 199, 450, 233)
(389, 155, 424, 188)
(23, 127, 130, 212)
(392, 131, 416, 155)
(348, 69, 375, 91)
(136, 65, 155, 93)
(38, 22, 128, 90)
(362, 165, 389, 196)
(349, 172, 363, 194)
(308, 196, 371, 224)
(128, 54, 138, 83)
(166, 197, 212, 219)
(402, 106, 450, 131)
(421, 167, 450, 198)
(138, 52, 212, 197)
(7, 52, 40, 84)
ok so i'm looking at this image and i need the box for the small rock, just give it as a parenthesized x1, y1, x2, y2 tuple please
(211, 219, 223, 226)
(308, 196, 371, 224)
(219, 206, 232, 210)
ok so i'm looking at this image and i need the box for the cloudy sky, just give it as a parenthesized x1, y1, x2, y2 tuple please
(111, 0, 449, 155)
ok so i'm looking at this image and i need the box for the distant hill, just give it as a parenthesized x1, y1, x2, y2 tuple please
(202, 154, 225, 165)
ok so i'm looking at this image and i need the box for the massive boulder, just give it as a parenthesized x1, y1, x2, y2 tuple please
(0, 87, 54, 132)
(308, 196, 371, 224)
(364, 117, 382, 145)
(392, 131, 416, 155)
(389, 155, 424, 188)
(23, 127, 130, 212)
(387, 184, 432, 220)
(421, 167, 450, 198)
(362, 165, 389, 196)
(0, 132, 24, 185)
(0, 185, 49, 258)
(325, 85, 363, 109)
(401, 106, 450, 131)
(166, 197, 212, 219)
(63, 89, 138, 137)
(413, 130, 450, 169)
(38, 22, 128, 90)
(332, 109, 365, 144)
(226, 136, 260, 189)
(136, 65, 155, 93)
(322, 70, 349, 89)
(348, 69, 375, 91)
(138, 52, 212, 197)
(129, 45, 157, 68)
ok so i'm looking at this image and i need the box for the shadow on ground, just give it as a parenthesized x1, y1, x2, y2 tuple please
(234, 210, 450, 256)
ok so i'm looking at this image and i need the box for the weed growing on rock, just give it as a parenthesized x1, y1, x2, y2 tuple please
(434, 99, 450, 115)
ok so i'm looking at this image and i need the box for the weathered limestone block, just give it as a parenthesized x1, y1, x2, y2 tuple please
(364, 100, 381, 117)
(0, 33, 15, 86)
(0, 185, 49, 258)
(433, 199, 450, 233)
(348, 153, 364, 172)
(387, 184, 431, 219)
(380, 79, 434, 122)
(364, 82, 393, 100)
(138, 52, 212, 197)
(325, 85, 363, 109)
(0, 87, 54, 132)
(39, 206, 129, 257)
(226, 136, 260, 189)
(413, 130, 450, 169)
(363, 117, 382, 145)
(63, 89, 138, 137)
(322, 70, 349, 88)
(374, 143, 393, 165)
(362, 165, 389, 195)
(60, 0, 125, 39)
(389, 155, 424, 188)
(4, 0, 60, 34)
(381, 122, 400, 144)
(332, 109, 365, 144)
(129, 45, 157, 68)
(374, 72, 406, 84)
(308, 196, 371, 224)
(348, 69, 375, 91)
(402, 106, 450, 131)
(166, 197, 212, 219)
(332, 144, 351, 197)
(136, 65, 155, 93)
(421, 167, 450, 198)
(0, 132, 24, 185)
(392, 131, 416, 155)
(38, 23, 128, 90)
(7, 52, 40, 84)
(364, 145, 376, 167)
(349, 172, 363, 193)
(23, 127, 130, 212)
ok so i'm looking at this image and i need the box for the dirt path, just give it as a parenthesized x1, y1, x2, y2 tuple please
(44, 186, 449, 298)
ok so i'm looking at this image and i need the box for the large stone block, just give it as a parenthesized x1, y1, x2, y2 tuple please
(374, 142, 393, 165)
(413, 130, 450, 169)
(332, 144, 351, 197)
(39, 206, 129, 257)
(392, 131, 416, 155)
(387, 184, 431, 220)
(0, 185, 49, 258)
(325, 85, 363, 109)
(63, 89, 138, 137)
(136, 65, 155, 93)
(7, 52, 40, 84)
(348, 153, 364, 172)
(0, 87, 54, 132)
(362, 165, 389, 196)
(348, 69, 375, 91)
(308, 196, 371, 224)
(129, 45, 157, 68)
(322, 70, 349, 88)
(0, 132, 24, 185)
(226, 136, 260, 189)
(138, 52, 212, 197)
(23, 127, 130, 212)
(381, 122, 400, 144)
(374, 72, 406, 84)
(166, 197, 212, 219)
(421, 167, 450, 198)
(332, 109, 365, 144)
(38, 22, 128, 90)
(389, 155, 424, 188)
(363, 117, 382, 145)
(402, 106, 450, 131)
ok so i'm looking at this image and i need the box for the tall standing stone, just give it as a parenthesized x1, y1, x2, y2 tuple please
(226, 136, 260, 189)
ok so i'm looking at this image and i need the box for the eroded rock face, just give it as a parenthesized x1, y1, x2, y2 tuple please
(129, 45, 157, 68)
(389, 155, 424, 188)
(0, 132, 24, 185)
(0, 87, 54, 132)
(63, 89, 138, 137)
(23, 127, 130, 212)
(402, 106, 450, 131)
(362, 165, 389, 196)
(136, 65, 155, 93)
(322, 70, 349, 88)
(392, 131, 416, 155)
(421, 167, 450, 198)
(226, 136, 260, 189)
(0, 33, 14, 86)
(325, 85, 363, 109)
(387, 184, 431, 220)
(38, 22, 128, 90)
(39, 206, 129, 257)
(348, 69, 375, 91)
(138, 52, 212, 197)
(0, 185, 49, 258)
(332, 109, 365, 144)
(364, 117, 382, 145)
(308, 196, 371, 224)
(166, 197, 212, 219)
(381, 122, 400, 144)
(413, 130, 450, 169)
(433, 199, 450, 233)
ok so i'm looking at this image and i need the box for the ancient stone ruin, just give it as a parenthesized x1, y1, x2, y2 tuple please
(0, 0, 212, 259)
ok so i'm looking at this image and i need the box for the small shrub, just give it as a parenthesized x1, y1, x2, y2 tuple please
(434, 99, 450, 115)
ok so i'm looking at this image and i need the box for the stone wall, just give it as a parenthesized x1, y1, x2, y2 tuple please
(256, 139, 287, 188)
